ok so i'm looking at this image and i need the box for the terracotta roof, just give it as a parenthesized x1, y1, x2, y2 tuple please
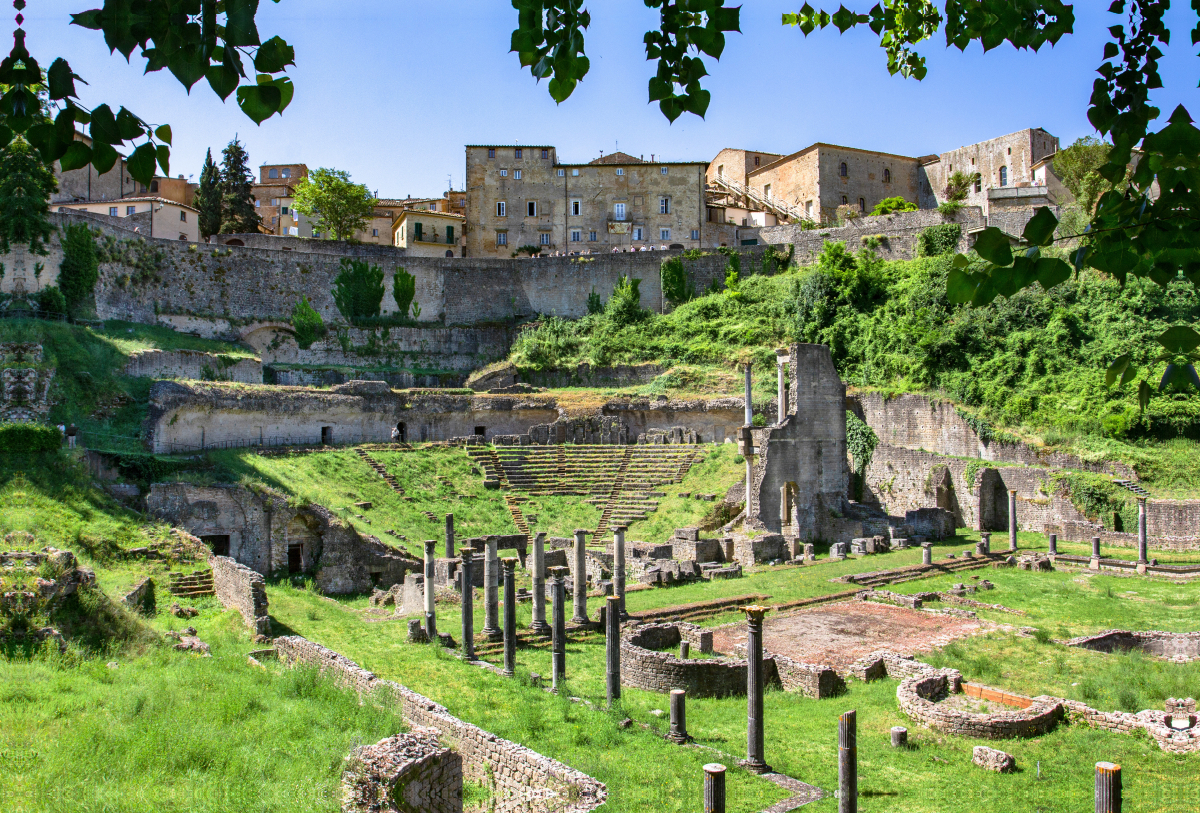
(393, 210, 465, 222)
(62, 196, 199, 213)
(589, 151, 645, 165)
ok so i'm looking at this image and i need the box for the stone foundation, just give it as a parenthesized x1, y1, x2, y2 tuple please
(209, 553, 270, 635)
(342, 728, 463, 813)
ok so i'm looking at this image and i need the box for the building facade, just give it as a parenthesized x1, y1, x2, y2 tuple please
(57, 197, 200, 242)
(464, 146, 707, 258)
(919, 128, 1061, 215)
(254, 163, 311, 237)
(391, 210, 465, 257)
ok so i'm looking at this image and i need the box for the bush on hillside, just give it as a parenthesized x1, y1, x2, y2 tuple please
(58, 223, 100, 315)
(661, 256, 694, 307)
(331, 258, 384, 323)
(917, 224, 962, 257)
(34, 286, 66, 316)
(606, 275, 646, 327)
(0, 423, 61, 453)
(291, 296, 326, 350)
(870, 197, 917, 216)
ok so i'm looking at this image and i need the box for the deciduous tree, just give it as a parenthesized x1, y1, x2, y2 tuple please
(292, 169, 375, 242)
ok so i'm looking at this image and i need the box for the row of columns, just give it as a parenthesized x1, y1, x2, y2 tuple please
(997, 492, 1150, 566)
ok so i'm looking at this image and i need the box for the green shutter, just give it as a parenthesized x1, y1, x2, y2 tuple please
(415, 223, 423, 241)
(446, 226, 454, 244)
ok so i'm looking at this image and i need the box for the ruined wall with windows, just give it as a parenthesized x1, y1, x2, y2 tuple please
(920, 129, 1060, 215)
(463, 145, 706, 257)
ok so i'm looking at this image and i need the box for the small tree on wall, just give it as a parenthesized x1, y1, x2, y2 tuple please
(194, 148, 223, 239)
(0, 136, 56, 255)
(660, 255, 694, 308)
(331, 258, 384, 323)
(392, 268, 416, 318)
(291, 296, 326, 349)
(219, 137, 261, 234)
(57, 222, 99, 314)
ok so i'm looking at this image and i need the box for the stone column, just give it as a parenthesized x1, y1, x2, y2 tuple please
(703, 764, 726, 813)
(680, 641, 691, 659)
(1095, 762, 1121, 813)
(1091, 536, 1102, 569)
(605, 595, 621, 707)
(571, 529, 589, 624)
(776, 348, 788, 422)
(668, 689, 689, 743)
(1048, 533, 1058, 556)
(838, 709, 857, 813)
(744, 363, 753, 426)
(550, 566, 567, 691)
(743, 604, 771, 774)
(423, 539, 437, 640)
(460, 547, 475, 661)
(1137, 498, 1148, 566)
(613, 526, 627, 618)
(921, 544, 933, 566)
(530, 532, 550, 635)
(502, 557, 518, 677)
(482, 538, 502, 640)
(890, 726, 907, 748)
(444, 513, 455, 558)
(1008, 489, 1019, 552)
(980, 532, 991, 555)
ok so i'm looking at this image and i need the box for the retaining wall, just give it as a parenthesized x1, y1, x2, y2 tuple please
(759, 207, 983, 262)
(123, 349, 263, 383)
(275, 636, 606, 812)
(342, 729, 463, 813)
(1064, 630, 1200, 663)
(209, 554, 270, 635)
(621, 623, 760, 698)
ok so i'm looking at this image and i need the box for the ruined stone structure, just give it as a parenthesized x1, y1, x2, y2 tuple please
(342, 729, 463, 813)
(209, 554, 270, 635)
(123, 349, 263, 384)
(0, 344, 53, 423)
(919, 128, 1062, 215)
(759, 208, 980, 263)
(1064, 630, 1200, 663)
(146, 483, 418, 593)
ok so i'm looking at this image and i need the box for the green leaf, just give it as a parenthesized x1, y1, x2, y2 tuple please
(156, 144, 170, 177)
(945, 265, 977, 304)
(547, 76, 576, 103)
(115, 107, 143, 140)
(236, 83, 282, 124)
(88, 104, 120, 145)
(47, 58, 82, 101)
(224, 0, 262, 47)
(206, 64, 241, 101)
(1137, 380, 1151, 412)
(1159, 363, 1200, 392)
(1036, 257, 1072, 290)
(127, 143, 157, 186)
(972, 228, 1013, 267)
(951, 253, 970, 269)
(90, 140, 119, 174)
(253, 35, 295, 73)
(1157, 325, 1200, 355)
(1105, 353, 1131, 386)
(1021, 206, 1059, 246)
(59, 139, 91, 171)
(154, 124, 172, 145)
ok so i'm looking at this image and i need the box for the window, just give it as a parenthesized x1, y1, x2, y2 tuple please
(571, 230, 582, 242)
(150, 180, 159, 192)
(1007, 147, 1012, 155)
(371, 228, 379, 237)
(841, 195, 848, 205)
(572, 168, 580, 176)
(659, 197, 670, 214)
(255, 200, 261, 207)
(999, 166, 1008, 186)
(754, 156, 760, 166)
(974, 178, 982, 193)
(805, 200, 813, 215)
(181, 210, 188, 222)
(282, 168, 291, 178)
(571, 200, 581, 216)
(541, 149, 549, 159)
(446, 226, 454, 244)
(558, 168, 565, 176)
(514, 169, 522, 179)
(429, 204, 437, 211)
(515, 148, 523, 159)
(500, 169, 508, 177)
(690, 229, 700, 240)
(616, 168, 624, 176)
(496, 201, 506, 217)
(763, 184, 771, 198)
(858, 198, 866, 213)
(588, 231, 597, 241)
(633, 227, 643, 240)
(527, 201, 537, 217)
(660, 167, 668, 175)
(415, 223, 424, 241)
(488, 148, 496, 159)
(717, 164, 724, 176)
(281, 206, 289, 215)
(660, 228, 671, 240)
(613, 202, 626, 221)
(883, 168, 891, 183)
(108, 206, 117, 216)
(126, 205, 135, 215)
(839, 162, 848, 177)
(496, 231, 508, 246)
(268, 168, 278, 179)
(539, 233, 550, 246)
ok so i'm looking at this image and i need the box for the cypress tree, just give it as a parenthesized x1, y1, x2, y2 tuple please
(0, 136, 57, 255)
(219, 137, 260, 234)
(194, 148, 223, 239)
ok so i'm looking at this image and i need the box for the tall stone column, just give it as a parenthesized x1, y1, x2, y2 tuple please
(1095, 762, 1121, 813)
(444, 513, 455, 559)
(743, 604, 771, 774)
(460, 546, 475, 660)
(1008, 489, 1019, 552)
(980, 532, 991, 555)
(703, 763, 726, 813)
(776, 348, 789, 422)
(550, 566, 567, 691)
(423, 539, 437, 640)
(613, 526, 627, 618)
(482, 538, 502, 640)
(605, 595, 621, 707)
(838, 710, 858, 813)
(1137, 498, 1148, 566)
(571, 529, 589, 624)
(502, 557, 518, 677)
(669, 689, 689, 743)
(744, 362, 753, 426)
(1091, 535, 1102, 569)
(529, 532, 550, 635)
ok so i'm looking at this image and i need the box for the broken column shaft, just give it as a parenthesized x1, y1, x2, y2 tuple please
(572, 528, 588, 624)
(482, 538, 501, 640)
(502, 557, 518, 677)
(423, 539, 437, 640)
(444, 513, 454, 558)
(530, 532, 550, 635)
(460, 546, 475, 660)
(613, 526, 627, 618)
(839, 709, 858, 813)
(1137, 498, 1148, 565)
(1008, 489, 1019, 552)
(605, 595, 621, 707)
(550, 566, 567, 691)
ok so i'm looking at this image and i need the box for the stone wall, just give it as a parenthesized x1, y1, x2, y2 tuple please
(1064, 630, 1200, 663)
(123, 349, 263, 384)
(621, 623, 761, 698)
(897, 670, 1064, 739)
(342, 729, 462, 813)
(275, 636, 607, 812)
(209, 553, 270, 635)
(759, 208, 982, 261)
(1051, 520, 1200, 553)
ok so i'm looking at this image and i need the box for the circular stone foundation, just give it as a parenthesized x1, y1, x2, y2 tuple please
(897, 670, 1063, 740)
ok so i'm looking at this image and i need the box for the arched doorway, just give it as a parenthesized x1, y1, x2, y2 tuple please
(225, 238, 245, 247)
(396, 422, 406, 442)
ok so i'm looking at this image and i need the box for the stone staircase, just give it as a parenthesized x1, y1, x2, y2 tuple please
(356, 448, 406, 496)
(167, 568, 214, 598)
(1113, 479, 1151, 498)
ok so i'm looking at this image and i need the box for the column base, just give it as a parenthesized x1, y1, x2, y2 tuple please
(529, 621, 552, 636)
(1089, 557, 1101, 570)
(1136, 561, 1148, 574)
(571, 615, 590, 625)
(666, 732, 692, 745)
(739, 759, 773, 775)
(482, 627, 503, 642)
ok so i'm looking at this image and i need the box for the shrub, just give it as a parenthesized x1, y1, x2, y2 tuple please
(869, 196, 917, 216)
(291, 296, 326, 350)
(586, 287, 604, 315)
(58, 223, 100, 314)
(937, 201, 964, 217)
(392, 267, 416, 318)
(606, 275, 646, 327)
(944, 170, 978, 203)
(0, 423, 61, 453)
(660, 256, 694, 307)
(836, 204, 860, 224)
(917, 223, 962, 256)
(35, 286, 66, 315)
(331, 258, 384, 323)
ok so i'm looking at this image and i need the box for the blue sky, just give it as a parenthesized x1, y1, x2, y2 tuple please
(30, 1, 1200, 196)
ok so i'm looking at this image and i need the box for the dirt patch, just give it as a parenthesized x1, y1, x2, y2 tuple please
(710, 600, 995, 670)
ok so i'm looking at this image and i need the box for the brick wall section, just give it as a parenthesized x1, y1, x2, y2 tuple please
(768, 652, 844, 698)
(621, 623, 764, 698)
(123, 349, 263, 384)
(1064, 630, 1200, 663)
(209, 554, 270, 635)
(274, 636, 607, 812)
(1051, 698, 1200, 755)
(759, 208, 982, 261)
(120, 577, 155, 613)
(897, 670, 1064, 739)
(1051, 520, 1200, 553)
(342, 728, 463, 813)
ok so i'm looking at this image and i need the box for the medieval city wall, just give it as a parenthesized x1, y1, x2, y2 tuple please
(759, 208, 982, 262)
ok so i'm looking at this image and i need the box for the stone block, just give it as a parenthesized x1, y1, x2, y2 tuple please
(972, 746, 1015, 773)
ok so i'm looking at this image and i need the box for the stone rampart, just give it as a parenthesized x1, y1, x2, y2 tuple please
(209, 553, 270, 635)
(897, 670, 1064, 739)
(123, 349, 263, 383)
(275, 636, 607, 812)
(1051, 520, 1200, 553)
(759, 208, 983, 261)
